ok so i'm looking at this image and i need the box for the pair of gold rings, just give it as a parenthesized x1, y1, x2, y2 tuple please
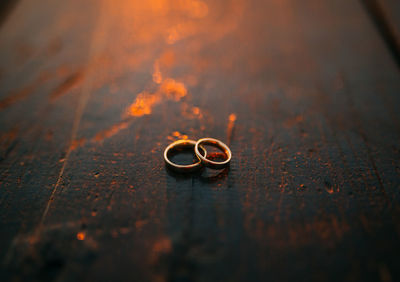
(164, 138, 232, 173)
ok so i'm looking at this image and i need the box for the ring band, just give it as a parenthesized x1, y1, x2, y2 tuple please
(164, 139, 207, 173)
(195, 138, 232, 169)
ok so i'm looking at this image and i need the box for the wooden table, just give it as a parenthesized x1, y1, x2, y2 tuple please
(1, 0, 399, 281)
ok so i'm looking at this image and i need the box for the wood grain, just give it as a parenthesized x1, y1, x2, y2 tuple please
(0, 0, 399, 281)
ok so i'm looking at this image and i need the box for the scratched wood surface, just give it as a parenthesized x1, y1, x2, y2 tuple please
(0, 0, 400, 281)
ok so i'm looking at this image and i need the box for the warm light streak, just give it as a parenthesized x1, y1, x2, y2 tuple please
(229, 113, 237, 122)
(93, 120, 131, 141)
(168, 131, 188, 141)
(227, 113, 237, 143)
(76, 232, 86, 240)
(128, 92, 161, 117)
(192, 106, 200, 116)
(127, 78, 187, 117)
(160, 78, 187, 100)
(64, 0, 245, 144)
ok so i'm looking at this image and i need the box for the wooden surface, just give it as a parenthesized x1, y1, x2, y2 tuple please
(0, 0, 399, 281)
(379, 0, 400, 40)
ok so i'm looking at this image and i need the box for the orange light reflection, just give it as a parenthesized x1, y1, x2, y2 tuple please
(55, 0, 252, 146)
(76, 232, 86, 240)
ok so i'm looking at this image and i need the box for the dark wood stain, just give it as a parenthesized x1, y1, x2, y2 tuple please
(0, 0, 400, 281)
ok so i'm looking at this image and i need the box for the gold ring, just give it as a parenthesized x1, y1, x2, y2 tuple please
(164, 139, 207, 173)
(195, 138, 232, 169)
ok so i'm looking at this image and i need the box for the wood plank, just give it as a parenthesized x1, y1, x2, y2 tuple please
(0, 0, 400, 281)
(0, 0, 103, 275)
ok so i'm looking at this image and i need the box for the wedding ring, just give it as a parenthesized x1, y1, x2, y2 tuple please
(164, 139, 207, 173)
(195, 138, 232, 169)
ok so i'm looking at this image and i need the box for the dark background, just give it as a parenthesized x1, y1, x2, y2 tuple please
(0, 0, 400, 281)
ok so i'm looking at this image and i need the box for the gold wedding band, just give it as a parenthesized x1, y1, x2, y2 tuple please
(164, 139, 207, 173)
(195, 138, 232, 169)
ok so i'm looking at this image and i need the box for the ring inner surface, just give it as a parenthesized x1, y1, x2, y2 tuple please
(201, 142, 228, 162)
(206, 152, 227, 162)
(168, 144, 206, 166)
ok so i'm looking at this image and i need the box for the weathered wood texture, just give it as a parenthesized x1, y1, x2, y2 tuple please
(0, 0, 399, 281)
